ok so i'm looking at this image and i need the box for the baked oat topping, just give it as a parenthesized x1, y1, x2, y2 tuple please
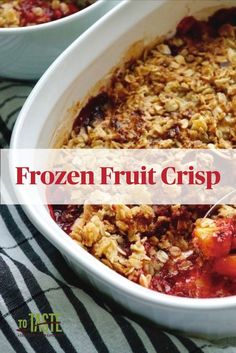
(66, 10, 236, 150)
(52, 9, 236, 298)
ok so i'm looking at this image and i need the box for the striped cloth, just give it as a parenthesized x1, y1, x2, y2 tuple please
(0, 80, 235, 353)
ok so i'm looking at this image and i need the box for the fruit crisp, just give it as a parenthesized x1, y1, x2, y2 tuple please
(0, 0, 92, 27)
(51, 8, 236, 298)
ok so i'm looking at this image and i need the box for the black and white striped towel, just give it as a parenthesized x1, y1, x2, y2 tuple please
(0, 80, 236, 353)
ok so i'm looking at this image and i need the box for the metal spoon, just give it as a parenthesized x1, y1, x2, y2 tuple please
(204, 189, 236, 218)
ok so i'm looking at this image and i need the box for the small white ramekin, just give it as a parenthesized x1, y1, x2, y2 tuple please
(0, 0, 119, 80)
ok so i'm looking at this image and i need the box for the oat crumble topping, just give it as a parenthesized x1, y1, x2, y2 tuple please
(66, 16, 236, 149)
(52, 9, 236, 298)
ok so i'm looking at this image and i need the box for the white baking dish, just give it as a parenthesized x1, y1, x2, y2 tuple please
(11, 0, 236, 338)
